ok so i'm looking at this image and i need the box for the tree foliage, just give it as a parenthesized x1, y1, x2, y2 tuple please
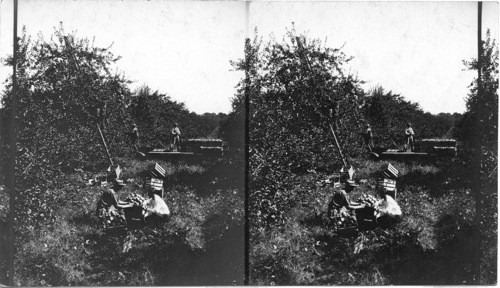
(460, 29, 498, 284)
(0, 25, 241, 286)
(1, 26, 131, 173)
(239, 30, 368, 229)
(0, 26, 227, 236)
(242, 28, 467, 231)
(460, 29, 498, 181)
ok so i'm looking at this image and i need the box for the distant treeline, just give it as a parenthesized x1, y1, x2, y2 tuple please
(128, 85, 229, 151)
(363, 86, 464, 149)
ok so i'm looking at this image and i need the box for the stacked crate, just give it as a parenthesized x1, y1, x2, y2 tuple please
(184, 139, 224, 156)
(382, 163, 399, 179)
(377, 163, 398, 199)
(145, 162, 165, 196)
(415, 139, 457, 156)
(146, 177, 164, 190)
(150, 162, 166, 178)
(335, 208, 358, 236)
(377, 178, 397, 192)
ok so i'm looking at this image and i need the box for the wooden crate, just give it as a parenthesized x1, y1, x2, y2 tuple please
(355, 206, 377, 230)
(200, 146, 223, 157)
(145, 177, 164, 196)
(185, 139, 223, 152)
(377, 178, 397, 192)
(417, 139, 457, 153)
(150, 163, 166, 178)
(333, 208, 358, 236)
(433, 146, 457, 156)
(124, 206, 145, 229)
(382, 163, 398, 179)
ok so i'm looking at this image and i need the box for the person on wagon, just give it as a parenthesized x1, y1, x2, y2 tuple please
(404, 123, 415, 152)
(171, 123, 181, 151)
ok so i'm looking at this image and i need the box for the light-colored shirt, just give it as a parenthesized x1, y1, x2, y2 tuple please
(375, 195, 402, 218)
(143, 194, 170, 217)
(405, 127, 414, 136)
(172, 127, 181, 135)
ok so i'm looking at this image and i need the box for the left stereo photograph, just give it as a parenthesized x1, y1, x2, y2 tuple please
(0, 0, 247, 286)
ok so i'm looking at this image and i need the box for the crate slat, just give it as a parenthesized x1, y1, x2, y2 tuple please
(382, 163, 398, 179)
(146, 177, 164, 190)
(377, 178, 397, 191)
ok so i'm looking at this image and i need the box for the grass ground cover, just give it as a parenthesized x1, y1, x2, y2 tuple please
(250, 158, 478, 285)
(13, 157, 244, 286)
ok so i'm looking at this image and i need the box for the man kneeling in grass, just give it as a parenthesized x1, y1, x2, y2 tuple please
(374, 187, 402, 228)
(327, 181, 367, 229)
(328, 180, 366, 213)
(142, 187, 171, 225)
(96, 179, 134, 228)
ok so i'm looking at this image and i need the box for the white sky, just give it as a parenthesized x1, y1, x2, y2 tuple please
(0, 1, 498, 114)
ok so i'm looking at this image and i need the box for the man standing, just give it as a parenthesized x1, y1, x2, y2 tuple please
(328, 100, 340, 132)
(363, 124, 374, 151)
(404, 123, 415, 152)
(172, 123, 181, 151)
(131, 123, 139, 148)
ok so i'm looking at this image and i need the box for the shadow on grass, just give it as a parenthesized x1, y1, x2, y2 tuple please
(399, 159, 471, 198)
(80, 218, 244, 286)
(165, 160, 244, 197)
(375, 223, 476, 285)
(311, 223, 477, 285)
(155, 224, 244, 286)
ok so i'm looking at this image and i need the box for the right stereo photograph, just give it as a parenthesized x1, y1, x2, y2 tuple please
(247, 1, 498, 285)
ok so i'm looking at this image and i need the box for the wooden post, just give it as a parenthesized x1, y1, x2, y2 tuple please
(473, 2, 482, 284)
(329, 124, 348, 167)
(7, 0, 18, 285)
(97, 124, 115, 166)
